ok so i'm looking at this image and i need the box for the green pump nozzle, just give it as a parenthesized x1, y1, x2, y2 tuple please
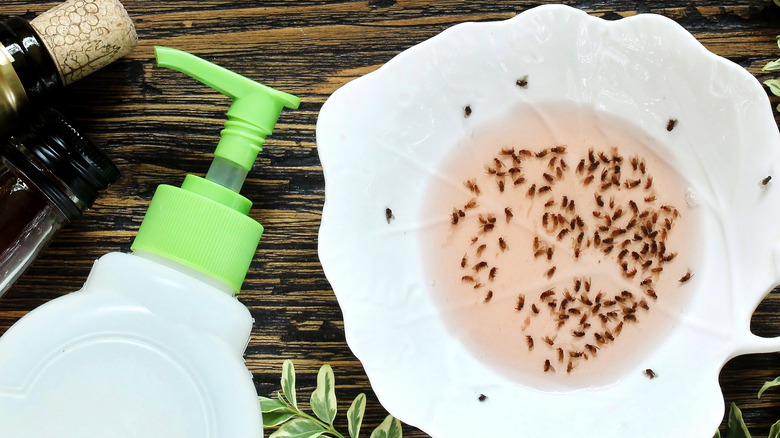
(155, 46, 300, 194)
(131, 47, 300, 293)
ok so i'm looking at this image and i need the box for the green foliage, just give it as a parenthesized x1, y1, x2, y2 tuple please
(270, 418, 327, 438)
(259, 397, 297, 427)
(725, 403, 752, 438)
(261, 360, 402, 438)
(310, 364, 338, 426)
(369, 416, 403, 438)
(347, 394, 367, 438)
(769, 420, 780, 438)
(282, 360, 298, 409)
(759, 377, 780, 399)
(765, 36, 780, 111)
(716, 375, 780, 438)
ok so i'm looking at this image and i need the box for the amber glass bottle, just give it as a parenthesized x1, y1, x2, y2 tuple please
(0, 107, 119, 296)
(0, 0, 134, 294)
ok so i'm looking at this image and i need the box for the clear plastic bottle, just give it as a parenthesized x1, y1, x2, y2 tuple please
(0, 107, 119, 296)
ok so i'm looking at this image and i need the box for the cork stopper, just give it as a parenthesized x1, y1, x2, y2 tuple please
(30, 0, 137, 86)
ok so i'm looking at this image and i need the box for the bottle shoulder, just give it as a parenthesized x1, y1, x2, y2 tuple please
(85, 251, 253, 347)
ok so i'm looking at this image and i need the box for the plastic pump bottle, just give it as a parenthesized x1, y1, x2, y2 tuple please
(0, 47, 300, 438)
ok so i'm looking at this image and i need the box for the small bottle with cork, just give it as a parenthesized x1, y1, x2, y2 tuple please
(0, 0, 137, 136)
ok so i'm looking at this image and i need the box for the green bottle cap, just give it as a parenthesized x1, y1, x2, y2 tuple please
(131, 47, 300, 293)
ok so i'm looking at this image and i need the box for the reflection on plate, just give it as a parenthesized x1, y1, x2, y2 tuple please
(317, 5, 780, 437)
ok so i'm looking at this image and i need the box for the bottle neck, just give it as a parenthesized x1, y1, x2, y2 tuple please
(0, 107, 119, 221)
(133, 249, 236, 296)
(0, 16, 62, 107)
(1, 147, 83, 220)
(83, 252, 253, 354)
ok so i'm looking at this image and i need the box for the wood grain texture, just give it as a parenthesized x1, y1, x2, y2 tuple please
(2, 0, 780, 436)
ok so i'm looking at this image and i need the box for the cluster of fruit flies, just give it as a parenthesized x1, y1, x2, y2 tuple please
(451, 142, 692, 375)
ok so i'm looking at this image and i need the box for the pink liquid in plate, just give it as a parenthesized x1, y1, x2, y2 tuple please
(420, 102, 702, 390)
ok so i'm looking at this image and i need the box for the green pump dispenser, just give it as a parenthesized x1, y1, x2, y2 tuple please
(131, 47, 300, 292)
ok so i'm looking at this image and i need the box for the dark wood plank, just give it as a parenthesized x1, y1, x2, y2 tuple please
(2, 1, 780, 436)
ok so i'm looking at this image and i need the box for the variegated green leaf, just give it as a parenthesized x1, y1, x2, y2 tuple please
(765, 79, 780, 98)
(269, 418, 327, 438)
(282, 359, 298, 408)
(725, 403, 751, 438)
(764, 59, 780, 71)
(263, 410, 297, 427)
(369, 415, 403, 438)
(310, 364, 337, 425)
(260, 396, 291, 413)
(714, 431, 721, 438)
(347, 394, 367, 438)
(768, 419, 780, 438)
(260, 395, 297, 427)
(758, 376, 780, 398)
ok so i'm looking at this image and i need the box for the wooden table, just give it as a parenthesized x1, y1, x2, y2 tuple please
(2, 1, 780, 436)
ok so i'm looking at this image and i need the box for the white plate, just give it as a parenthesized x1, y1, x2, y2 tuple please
(316, 5, 780, 437)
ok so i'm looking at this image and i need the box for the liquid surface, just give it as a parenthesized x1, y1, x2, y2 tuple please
(420, 102, 701, 390)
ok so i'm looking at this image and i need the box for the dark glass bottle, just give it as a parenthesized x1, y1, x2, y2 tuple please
(0, 0, 137, 137)
(0, 107, 119, 296)
(0, 16, 61, 105)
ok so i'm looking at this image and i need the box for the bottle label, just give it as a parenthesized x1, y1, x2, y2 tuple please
(0, 45, 29, 136)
